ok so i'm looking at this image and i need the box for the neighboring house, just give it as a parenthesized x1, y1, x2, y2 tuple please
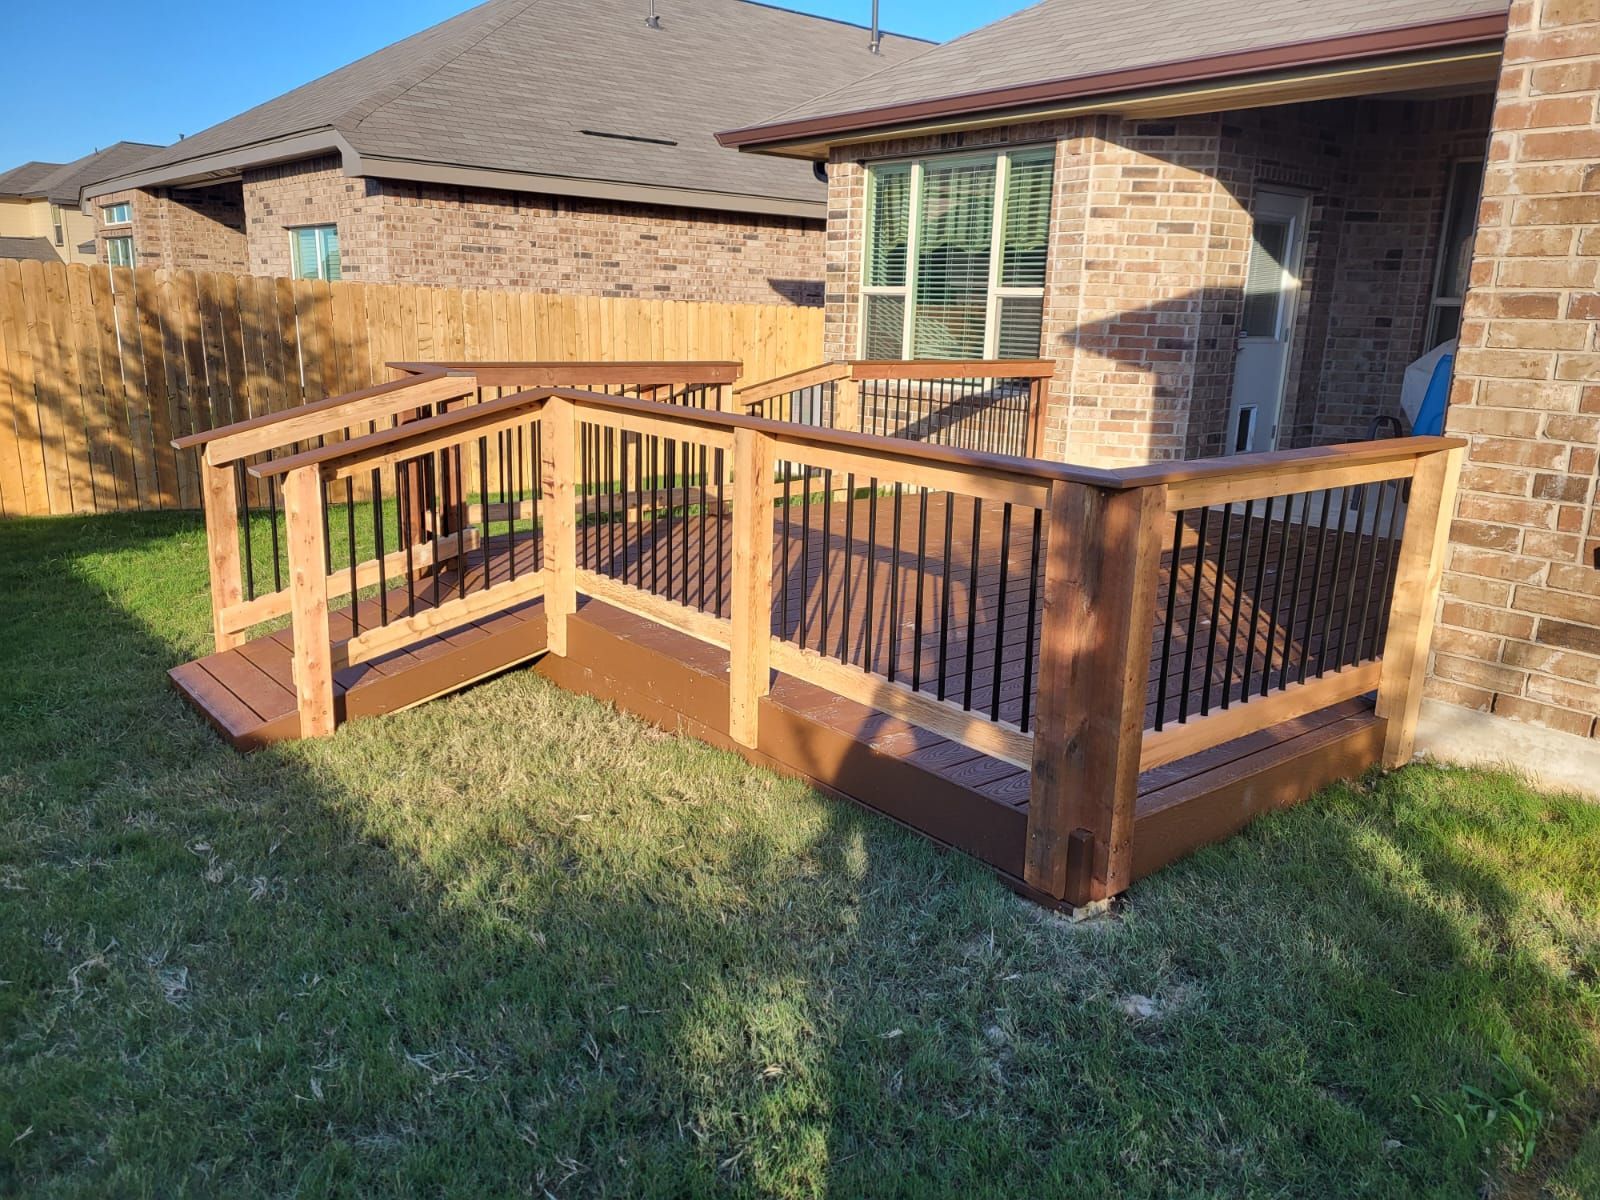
(721, 2, 1600, 774)
(80, 0, 928, 306)
(0, 143, 162, 265)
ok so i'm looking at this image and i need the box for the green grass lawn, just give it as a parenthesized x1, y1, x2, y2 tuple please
(2, 511, 1598, 1199)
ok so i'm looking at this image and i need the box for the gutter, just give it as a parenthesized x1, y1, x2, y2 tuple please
(80, 130, 826, 221)
(716, 11, 1510, 153)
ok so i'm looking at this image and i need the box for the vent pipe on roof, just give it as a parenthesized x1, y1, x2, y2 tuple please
(869, 1, 880, 53)
(645, 1, 660, 28)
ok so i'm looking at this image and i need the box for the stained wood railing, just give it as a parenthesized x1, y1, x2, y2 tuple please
(176, 361, 740, 652)
(736, 360, 1053, 459)
(193, 370, 1464, 908)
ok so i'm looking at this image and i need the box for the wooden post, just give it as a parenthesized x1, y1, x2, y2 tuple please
(1026, 377, 1047, 460)
(729, 425, 776, 747)
(834, 372, 862, 434)
(1024, 479, 1166, 906)
(200, 457, 246, 652)
(541, 397, 578, 656)
(283, 464, 335, 738)
(1375, 445, 1466, 768)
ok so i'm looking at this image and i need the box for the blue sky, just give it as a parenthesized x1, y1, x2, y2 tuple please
(4, 0, 1019, 168)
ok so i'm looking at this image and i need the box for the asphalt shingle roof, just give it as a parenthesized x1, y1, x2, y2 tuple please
(740, 0, 1508, 131)
(0, 237, 61, 262)
(100, 0, 929, 206)
(0, 143, 164, 205)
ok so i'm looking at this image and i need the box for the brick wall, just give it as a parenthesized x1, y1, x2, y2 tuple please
(1428, 0, 1600, 741)
(227, 155, 824, 305)
(95, 184, 247, 272)
(822, 96, 1479, 468)
(243, 156, 384, 280)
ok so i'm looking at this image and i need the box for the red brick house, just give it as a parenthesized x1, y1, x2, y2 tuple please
(721, 0, 1600, 783)
(80, 0, 926, 306)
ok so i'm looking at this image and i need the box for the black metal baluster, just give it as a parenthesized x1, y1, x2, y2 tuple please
(478, 437, 490, 593)
(1296, 488, 1335, 684)
(716, 447, 727, 618)
(1318, 488, 1352, 675)
(962, 497, 982, 711)
(1279, 490, 1312, 691)
(840, 472, 856, 660)
(237, 462, 256, 601)
(1200, 502, 1233, 716)
(265, 450, 283, 593)
(1020, 508, 1043, 733)
(697, 442, 708, 613)
(1155, 509, 1185, 731)
(1336, 483, 1372, 667)
(650, 437, 661, 596)
(428, 454, 442, 610)
(912, 487, 928, 691)
(1179, 507, 1209, 723)
(780, 463, 793, 639)
(1371, 478, 1407, 659)
(1263, 490, 1295, 696)
(1240, 493, 1274, 705)
(372, 467, 388, 626)
(399, 464, 417, 618)
(799, 470, 813, 647)
(888, 483, 903, 683)
(863, 482, 879, 670)
(1221, 499, 1256, 709)
(1358, 481, 1396, 662)
(938, 492, 954, 701)
(989, 503, 1013, 721)
(819, 469, 833, 654)
(346, 476, 360, 634)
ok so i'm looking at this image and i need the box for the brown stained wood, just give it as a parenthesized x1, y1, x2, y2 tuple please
(1376, 446, 1466, 767)
(201, 459, 246, 651)
(283, 465, 335, 737)
(542, 396, 578, 655)
(848, 359, 1055, 381)
(1164, 455, 1424, 511)
(1025, 480, 1166, 905)
(729, 426, 776, 746)
(197, 373, 474, 466)
(1139, 659, 1381, 772)
(736, 361, 851, 407)
(337, 572, 545, 669)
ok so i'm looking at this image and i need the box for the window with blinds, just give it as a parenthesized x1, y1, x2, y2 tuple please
(860, 147, 1053, 360)
(290, 225, 342, 282)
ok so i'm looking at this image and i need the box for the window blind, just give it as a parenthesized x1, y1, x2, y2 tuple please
(912, 159, 996, 360)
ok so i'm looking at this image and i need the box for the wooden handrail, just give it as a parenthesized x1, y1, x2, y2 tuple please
(389, 360, 742, 388)
(172, 368, 467, 462)
(736, 359, 1054, 409)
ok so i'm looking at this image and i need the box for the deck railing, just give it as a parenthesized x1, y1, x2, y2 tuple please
(187, 370, 1464, 910)
(736, 360, 1053, 459)
(175, 361, 739, 650)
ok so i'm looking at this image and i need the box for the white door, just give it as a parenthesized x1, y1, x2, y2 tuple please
(1227, 189, 1309, 455)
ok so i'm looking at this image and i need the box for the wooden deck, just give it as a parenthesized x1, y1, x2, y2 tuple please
(173, 496, 1391, 902)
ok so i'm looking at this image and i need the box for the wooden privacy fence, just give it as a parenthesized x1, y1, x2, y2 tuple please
(180, 364, 1465, 905)
(0, 259, 822, 519)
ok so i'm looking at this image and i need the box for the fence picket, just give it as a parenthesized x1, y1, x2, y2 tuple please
(0, 264, 821, 515)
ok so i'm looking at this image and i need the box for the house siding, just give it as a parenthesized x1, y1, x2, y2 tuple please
(1427, 0, 1600, 743)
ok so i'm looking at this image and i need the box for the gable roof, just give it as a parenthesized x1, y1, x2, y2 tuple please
(83, 0, 930, 218)
(0, 143, 165, 206)
(719, 0, 1509, 154)
(0, 237, 61, 262)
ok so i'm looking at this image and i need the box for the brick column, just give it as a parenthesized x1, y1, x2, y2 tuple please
(1428, 0, 1600, 739)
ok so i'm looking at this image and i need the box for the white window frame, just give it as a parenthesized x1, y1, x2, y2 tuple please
(105, 236, 134, 268)
(1425, 157, 1484, 350)
(289, 224, 341, 281)
(102, 202, 132, 227)
(859, 146, 1052, 360)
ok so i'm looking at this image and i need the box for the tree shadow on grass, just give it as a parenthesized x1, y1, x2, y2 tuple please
(2, 511, 1597, 1197)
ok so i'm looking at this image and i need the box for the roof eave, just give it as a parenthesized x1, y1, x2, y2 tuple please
(81, 130, 827, 220)
(716, 10, 1511, 155)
